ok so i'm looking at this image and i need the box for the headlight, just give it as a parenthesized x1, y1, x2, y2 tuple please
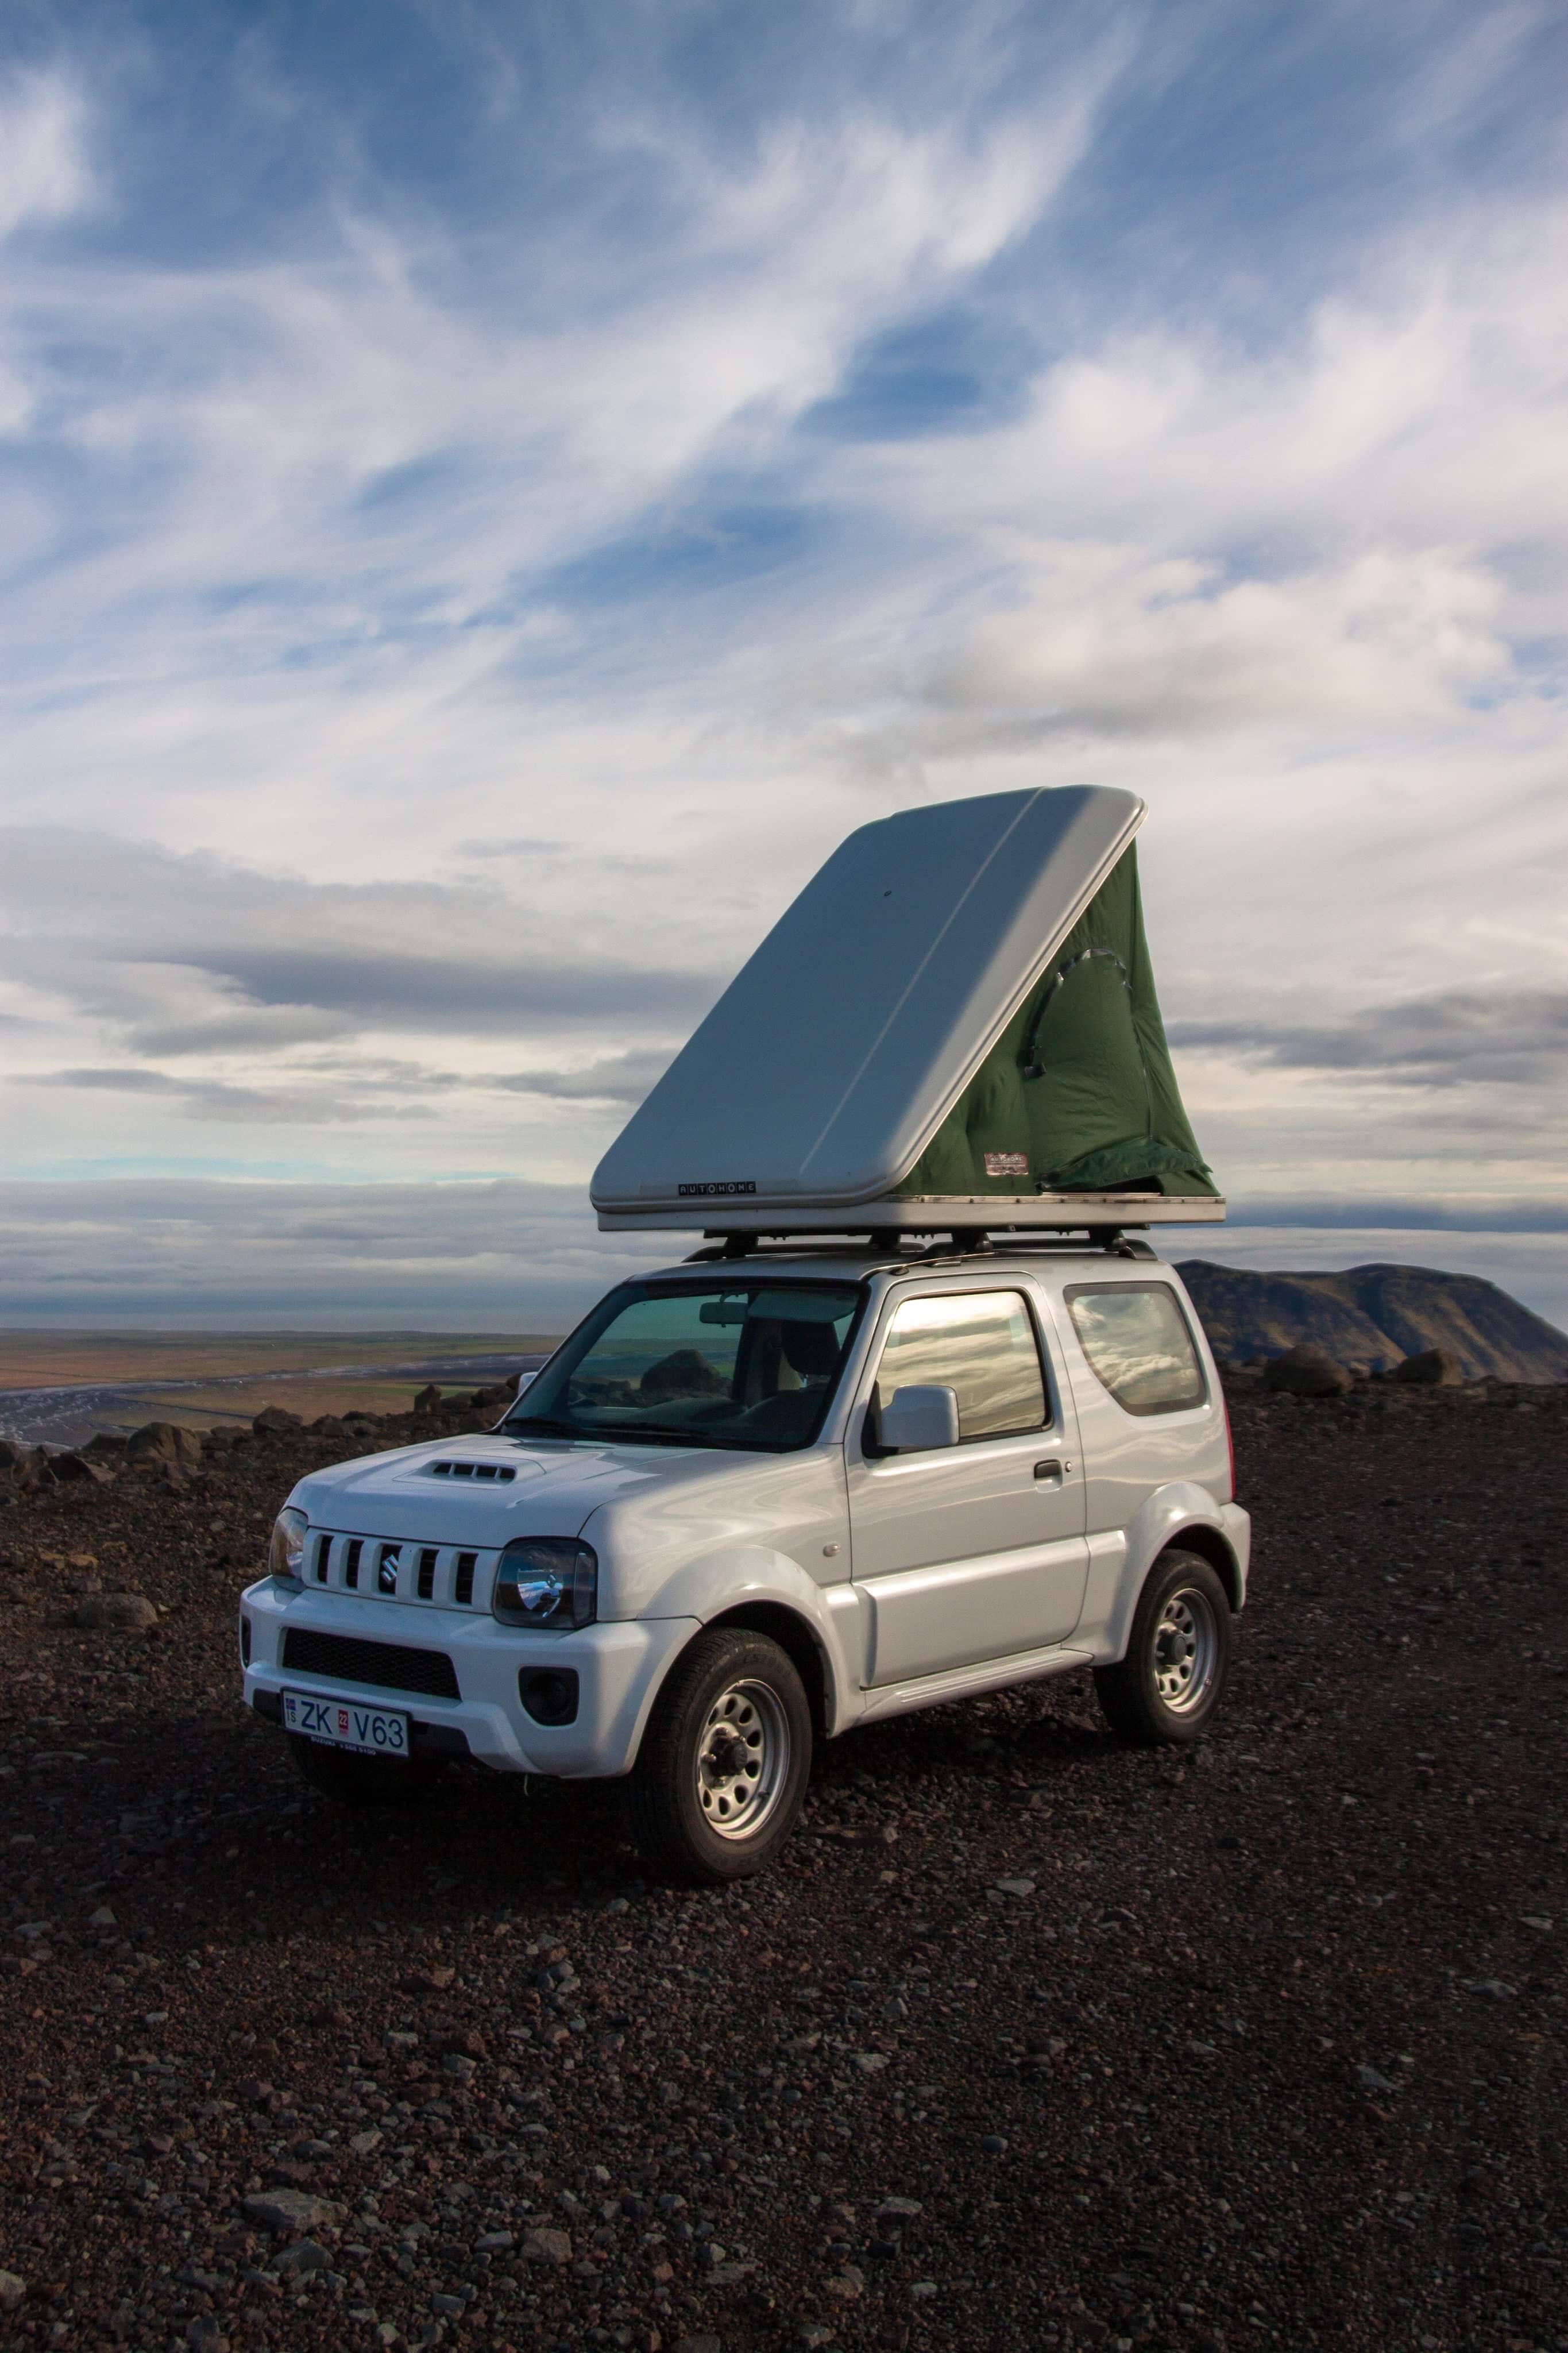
(268, 1506, 308, 1585)
(493, 1538, 597, 1630)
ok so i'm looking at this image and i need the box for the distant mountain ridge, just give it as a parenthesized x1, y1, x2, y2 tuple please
(1174, 1260, 1568, 1384)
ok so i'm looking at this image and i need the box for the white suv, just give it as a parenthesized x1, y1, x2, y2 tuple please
(240, 1241, 1248, 1882)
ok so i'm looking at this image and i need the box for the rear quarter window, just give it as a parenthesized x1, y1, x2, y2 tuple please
(1065, 1282, 1207, 1417)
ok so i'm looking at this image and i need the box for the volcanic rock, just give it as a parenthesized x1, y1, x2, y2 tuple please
(252, 1407, 304, 1436)
(126, 1423, 204, 1469)
(75, 1592, 158, 1632)
(1264, 1344, 1353, 1398)
(1393, 1346, 1463, 1386)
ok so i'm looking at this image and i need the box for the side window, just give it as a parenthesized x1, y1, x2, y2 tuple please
(1065, 1284, 1206, 1416)
(874, 1291, 1048, 1441)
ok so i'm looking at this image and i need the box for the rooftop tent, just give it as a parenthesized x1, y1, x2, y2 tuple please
(591, 785, 1221, 1232)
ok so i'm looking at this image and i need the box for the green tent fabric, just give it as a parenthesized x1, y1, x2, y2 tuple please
(895, 844, 1216, 1201)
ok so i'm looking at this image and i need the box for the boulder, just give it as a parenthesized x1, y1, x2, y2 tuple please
(83, 1432, 129, 1459)
(1264, 1344, 1353, 1398)
(0, 1440, 29, 1476)
(413, 1383, 443, 1414)
(0, 2271, 24, 2312)
(48, 1451, 114, 1486)
(252, 1407, 304, 1436)
(1393, 1347, 1463, 1387)
(469, 1383, 514, 1413)
(75, 1592, 158, 1633)
(126, 1422, 203, 1468)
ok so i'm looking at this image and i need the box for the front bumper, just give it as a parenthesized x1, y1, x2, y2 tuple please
(240, 1579, 699, 1778)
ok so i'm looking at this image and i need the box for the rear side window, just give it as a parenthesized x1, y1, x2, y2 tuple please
(875, 1290, 1049, 1441)
(1066, 1283, 1206, 1417)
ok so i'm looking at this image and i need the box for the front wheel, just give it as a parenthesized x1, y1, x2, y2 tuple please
(1094, 1550, 1231, 1745)
(629, 1629, 812, 1883)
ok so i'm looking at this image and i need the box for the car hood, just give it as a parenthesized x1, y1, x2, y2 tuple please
(287, 1429, 760, 1546)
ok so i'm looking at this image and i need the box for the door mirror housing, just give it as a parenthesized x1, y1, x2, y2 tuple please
(515, 1370, 538, 1397)
(877, 1383, 960, 1453)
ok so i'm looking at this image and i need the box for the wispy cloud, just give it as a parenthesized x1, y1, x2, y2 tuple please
(0, 68, 94, 240)
(1170, 989, 1568, 1088)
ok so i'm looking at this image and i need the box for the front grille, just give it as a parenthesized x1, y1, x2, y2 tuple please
(281, 1627, 460, 1700)
(305, 1533, 496, 1608)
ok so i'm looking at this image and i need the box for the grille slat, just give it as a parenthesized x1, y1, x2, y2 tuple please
(281, 1627, 459, 1700)
(314, 1535, 332, 1583)
(343, 1539, 362, 1591)
(417, 1547, 438, 1602)
(454, 1551, 477, 1607)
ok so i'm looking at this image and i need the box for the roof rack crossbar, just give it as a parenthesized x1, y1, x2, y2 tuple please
(682, 1225, 1158, 1260)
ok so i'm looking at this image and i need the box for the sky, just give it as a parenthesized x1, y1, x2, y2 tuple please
(0, 0, 1565, 1332)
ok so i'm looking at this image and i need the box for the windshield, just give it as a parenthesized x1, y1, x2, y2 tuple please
(505, 1278, 866, 1451)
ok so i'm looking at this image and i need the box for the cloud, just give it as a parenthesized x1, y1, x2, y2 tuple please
(0, 70, 93, 241)
(0, 1175, 669, 1324)
(920, 547, 1511, 736)
(0, 827, 719, 1045)
(1169, 989, 1568, 1088)
(491, 1047, 673, 1108)
(23, 1040, 675, 1124)
(26, 1064, 422, 1125)
(129, 1004, 356, 1056)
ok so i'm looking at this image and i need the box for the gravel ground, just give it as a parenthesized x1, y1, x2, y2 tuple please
(0, 1380, 1565, 2353)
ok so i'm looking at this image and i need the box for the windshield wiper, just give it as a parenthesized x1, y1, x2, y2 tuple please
(504, 1414, 582, 1438)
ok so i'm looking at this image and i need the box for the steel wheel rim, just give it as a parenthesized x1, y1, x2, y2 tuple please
(695, 1677, 790, 1841)
(1152, 1585, 1218, 1715)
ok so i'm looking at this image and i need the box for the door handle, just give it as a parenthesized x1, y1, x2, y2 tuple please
(1034, 1458, 1071, 1482)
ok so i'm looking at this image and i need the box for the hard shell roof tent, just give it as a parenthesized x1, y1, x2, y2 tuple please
(591, 785, 1222, 1239)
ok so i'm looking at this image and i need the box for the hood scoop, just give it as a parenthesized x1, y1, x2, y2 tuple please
(425, 1460, 517, 1483)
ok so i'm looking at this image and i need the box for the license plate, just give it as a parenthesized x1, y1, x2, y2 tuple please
(283, 1690, 410, 1757)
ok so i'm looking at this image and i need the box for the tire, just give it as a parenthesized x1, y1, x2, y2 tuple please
(289, 1733, 434, 1808)
(1094, 1550, 1231, 1746)
(629, 1629, 813, 1884)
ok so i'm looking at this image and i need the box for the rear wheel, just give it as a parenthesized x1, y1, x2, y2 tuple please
(289, 1734, 434, 1808)
(1094, 1550, 1231, 1745)
(629, 1629, 812, 1883)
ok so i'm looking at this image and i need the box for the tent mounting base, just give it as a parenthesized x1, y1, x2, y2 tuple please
(597, 1190, 1225, 1237)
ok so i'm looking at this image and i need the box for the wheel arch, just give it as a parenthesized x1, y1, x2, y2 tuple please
(693, 1601, 834, 1748)
(1160, 1522, 1243, 1613)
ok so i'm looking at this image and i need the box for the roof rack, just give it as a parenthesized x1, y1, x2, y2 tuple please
(683, 1228, 1158, 1264)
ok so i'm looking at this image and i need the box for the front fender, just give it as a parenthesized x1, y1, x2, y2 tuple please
(1074, 1484, 1250, 1663)
(589, 1527, 864, 1741)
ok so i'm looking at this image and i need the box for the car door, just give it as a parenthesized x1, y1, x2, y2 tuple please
(845, 1282, 1088, 1686)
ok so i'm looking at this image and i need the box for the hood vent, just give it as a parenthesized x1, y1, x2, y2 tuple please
(427, 1461, 516, 1483)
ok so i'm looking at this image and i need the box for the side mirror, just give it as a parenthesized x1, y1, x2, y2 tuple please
(877, 1384, 960, 1453)
(515, 1370, 538, 1397)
